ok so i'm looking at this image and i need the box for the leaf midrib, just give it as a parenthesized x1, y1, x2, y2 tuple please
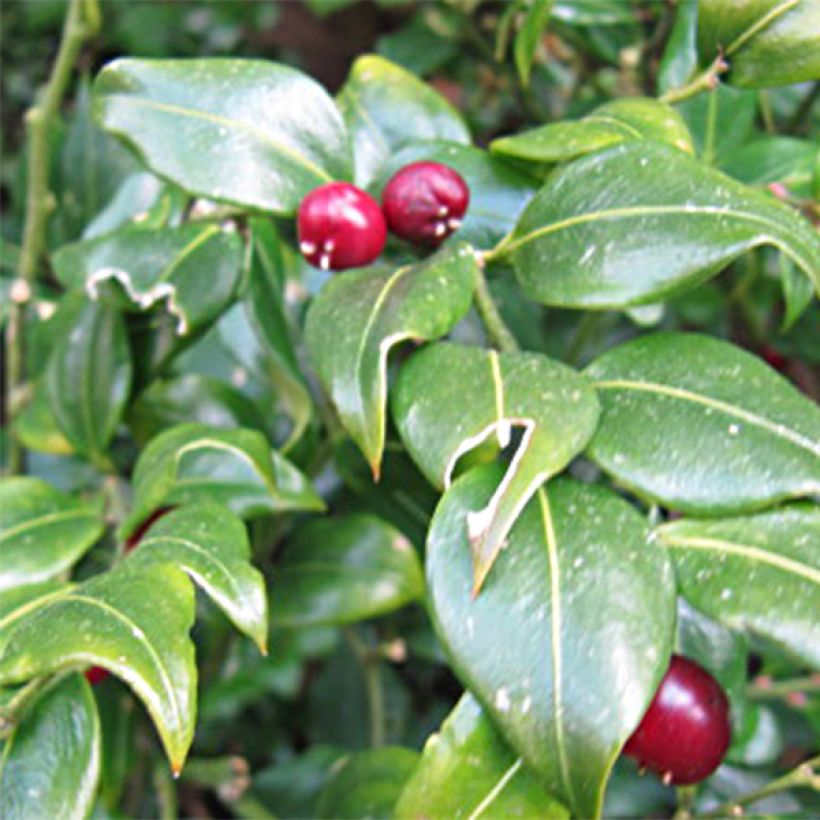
(105, 94, 332, 184)
(594, 378, 820, 458)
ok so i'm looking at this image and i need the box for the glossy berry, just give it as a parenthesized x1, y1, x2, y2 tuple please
(624, 654, 731, 785)
(84, 507, 174, 687)
(297, 182, 386, 271)
(382, 161, 469, 246)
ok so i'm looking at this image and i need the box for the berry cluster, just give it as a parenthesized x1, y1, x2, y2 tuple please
(297, 162, 470, 272)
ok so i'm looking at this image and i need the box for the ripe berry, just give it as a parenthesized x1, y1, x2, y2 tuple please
(382, 161, 469, 246)
(624, 654, 731, 785)
(297, 182, 386, 271)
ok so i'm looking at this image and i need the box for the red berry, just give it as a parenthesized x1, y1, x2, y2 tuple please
(382, 161, 469, 247)
(624, 655, 731, 785)
(84, 666, 109, 686)
(125, 506, 174, 551)
(297, 182, 386, 271)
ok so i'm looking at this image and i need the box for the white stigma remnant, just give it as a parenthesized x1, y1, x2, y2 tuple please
(437, 204, 449, 217)
(299, 240, 316, 255)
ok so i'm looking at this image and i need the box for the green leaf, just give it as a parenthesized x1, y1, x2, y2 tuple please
(52, 223, 244, 336)
(315, 747, 420, 819)
(125, 504, 268, 653)
(337, 54, 470, 187)
(371, 142, 539, 249)
(658, 0, 699, 94)
(491, 97, 694, 165)
(426, 468, 676, 818)
(395, 693, 568, 819)
(128, 374, 268, 445)
(0, 478, 103, 591)
(698, 0, 820, 88)
(585, 333, 820, 513)
(243, 219, 312, 450)
(780, 258, 815, 332)
(393, 342, 600, 592)
(657, 505, 820, 669)
(0, 563, 196, 772)
(506, 141, 820, 308)
(0, 583, 68, 647)
(93, 58, 351, 214)
(514, 0, 554, 88)
(0, 674, 100, 820)
(305, 245, 477, 476)
(122, 424, 323, 539)
(44, 297, 132, 464)
(721, 136, 817, 196)
(269, 514, 424, 628)
(14, 382, 75, 456)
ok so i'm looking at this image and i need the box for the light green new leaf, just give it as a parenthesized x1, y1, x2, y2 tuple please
(427, 468, 676, 818)
(0, 477, 103, 591)
(395, 693, 568, 819)
(121, 423, 323, 539)
(305, 244, 477, 477)
(53, 223, 244, 336)
(514, 0, 554, 88)
(125, 504, 268, 653)
(270, 514, 424, 628)
(506, 141, 820, 308)
(45, 297, 132, 464)
(586, 333, 820, 513)
(491, 97, 694, 165)
(393, 342, 599, 592)
(93, 58, 351, 214)
(0, 564, 196, 773)
(315, 747, 420, 819)
(371, 142, 539, 249)
(657, 505, 820, 669)
(698, 0, 820, 88)
(337, 54, 470, 187)
(0, 674, 100, 820)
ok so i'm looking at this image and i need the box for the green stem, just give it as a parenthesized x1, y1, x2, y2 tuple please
(758, 90, 775, 134)
(701, 755, 820, 818)
(702, 88, 719, 165)
(659, 55, 728, 105)
(673, 784, 697, 819)
(473, 260, 519, 353)
(153, 760, 178, 820)
(748, 675, 820, 701)
(344, 628, 386, 748)
(4, 0, 100, 475)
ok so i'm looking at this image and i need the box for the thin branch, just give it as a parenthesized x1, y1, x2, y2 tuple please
(473, 255, 520, 353)
(659, 54, 728, 105)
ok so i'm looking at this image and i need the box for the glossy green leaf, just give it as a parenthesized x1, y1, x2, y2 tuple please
(128, 373, 268, 445)
(14, 383, 75, 456)
(0, 582, 70, 657)
(315, 747, 420, 819)
(507, 141, 820, 308)
(427, 468, 676, 818)
(44, 298, 132, 463)
(514, 0, 554, 88)
(657, 505, 820, 668)
(83, 171, 184, 240)
(270, 514, 424, 628)
(393, 342, 599, 592)
(658, 0, 698, 94)
(698, 0, 820, 88)
(243, 219, 312, 450)
(125, 504, 268, 652)
(337, 54, 470, 187)
(371, 142, 539, 249)
(53, 223, 244, 336)
(721, 137, 817, 196)
(491, 98, 694, 165)
(395, 692, 568, 819)
(0, 563, 196, 772)
(0, 674, 100, 820)
(585, 333, 820, 513)
(121, 423, 323, 539)
(93, 58, 351, 214)
(0, 478, 103, 591)
(305, 245, 477, 476)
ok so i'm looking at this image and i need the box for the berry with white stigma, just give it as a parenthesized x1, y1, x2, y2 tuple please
(382, 161, 470, 247)
(297, 182, 386, 271)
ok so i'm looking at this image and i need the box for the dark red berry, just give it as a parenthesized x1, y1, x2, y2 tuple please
(125, 506, 174, 551)
(382, 161, 469, 247)
(297, 182, 386, 271)
(624, 654, 731, 785)
(84, 666, 109, 686)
